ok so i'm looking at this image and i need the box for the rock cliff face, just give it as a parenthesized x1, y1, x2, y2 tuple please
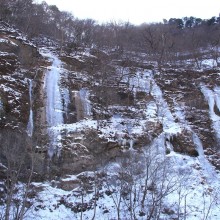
(1, 22, 220, 219)
(1, 21, 220, 179)
(31, 52, 220, 178)
(0, 22, 43, 181)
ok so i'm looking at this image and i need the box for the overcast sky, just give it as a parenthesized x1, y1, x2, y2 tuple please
(37, 0, 220, 25)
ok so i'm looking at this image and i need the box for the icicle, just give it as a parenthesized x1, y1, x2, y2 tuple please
(79, 88, 92, 118)
(62, 88, 70, 121)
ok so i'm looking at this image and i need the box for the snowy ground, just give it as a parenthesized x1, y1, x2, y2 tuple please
(23, 145, 220, 220)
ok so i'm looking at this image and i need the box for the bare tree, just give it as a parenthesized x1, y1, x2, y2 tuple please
(141, 24, 174, 70)
(0, 129, 34, 220)
(208, 25, 220, 67)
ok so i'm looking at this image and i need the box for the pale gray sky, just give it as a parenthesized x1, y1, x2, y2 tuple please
(37, 0, 220, 24)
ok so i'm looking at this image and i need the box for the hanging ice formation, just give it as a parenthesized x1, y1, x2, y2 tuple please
(41, 49, 64, 158)
(27, 79, 33, 137)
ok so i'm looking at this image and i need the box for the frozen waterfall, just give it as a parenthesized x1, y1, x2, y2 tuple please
(41, 49, 64, 158)
(27, 79, 33, 137)
(150, 77, 181, 134)
(45, 54, 63, 126)
(201, 84, 220, 140)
